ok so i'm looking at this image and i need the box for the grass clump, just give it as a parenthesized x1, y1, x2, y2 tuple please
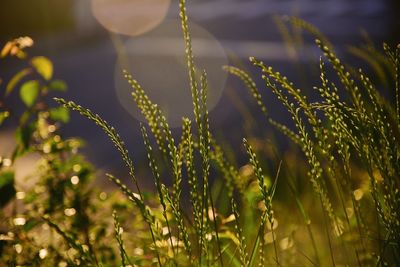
(226, 25, 400, 265)
(1, 1, 399, 266)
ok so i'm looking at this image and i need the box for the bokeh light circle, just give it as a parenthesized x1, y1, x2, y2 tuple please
(91, 0, 171, 36)
(114, 19, 228, 128)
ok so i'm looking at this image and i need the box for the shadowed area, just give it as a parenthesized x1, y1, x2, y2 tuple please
(0, 0, 398, 181)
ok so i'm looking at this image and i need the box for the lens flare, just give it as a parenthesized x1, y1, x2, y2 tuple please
(91, 0, 171, 36)
(114, 19, 228, 127)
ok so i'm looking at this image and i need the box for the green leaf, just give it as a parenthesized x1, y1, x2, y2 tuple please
(20, 80, 39, 107)
(15, 123, 36, 151)
(0, 171, 16, 207)
(30, 56, 53, 80)
(49, 106, 70, 123)
(49, 80, 67, 92)
(1, 41, 13, 58)
(19, 110, 31, 125)
(223, 245, 242, 267)
(23, 218, 39, 232)
(0, 111, 10, 126)
(5, 68, 31, 96)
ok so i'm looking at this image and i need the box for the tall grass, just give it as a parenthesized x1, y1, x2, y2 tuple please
(52, 1, 400, 266)
(225, 27, 400, 265)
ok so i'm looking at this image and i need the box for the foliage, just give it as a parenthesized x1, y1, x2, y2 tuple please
(0, 36, 145, 266)
(225, 20, 400, 265)
(1, 1, 399, 266)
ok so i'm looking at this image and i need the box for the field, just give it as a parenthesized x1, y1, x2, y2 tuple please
(0, 0, 399, 266)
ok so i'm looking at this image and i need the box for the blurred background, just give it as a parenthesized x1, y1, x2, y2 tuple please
(0, 0, 399, 186)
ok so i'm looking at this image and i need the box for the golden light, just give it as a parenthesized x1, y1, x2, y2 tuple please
(162, 227, 169, 236)
(353, 188, 364, 201)
(2, 158, 12, 167)
(70, 175, 80, 185)
(266, 218, 278, 230)
(64, 208, 76, 217)
(16, 191, 26, 200)
(99, 191, 107, 200)
(42, 143, 51, 154)
(91, 0, 171, 36)
(239, 164, 254, 177)
(14, 244, 23, 254)
(264, 232, 275, 244)
(279, 237, 294, 250)
(72, 164, 82, 172)
(39, 248, 48, 259)
(48, 125, 56, 133)
(118, 227, 124, 234)
(13, 217, 26, 226)
(133, 247, 144, 255)
(53, 135, 61, 142)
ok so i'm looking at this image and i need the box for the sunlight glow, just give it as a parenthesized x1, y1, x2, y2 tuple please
(39, 248, 48, 259)
(114, 19, 227, 127)
(16, 191, 26, 200)
(14, 244, 23, 254)
(13, 217, 26, 226)
(70, 175, 80, 185)
(72, 164, 81, 172)
(91, 0, 171, 36)
(64, 208, 76, 217)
